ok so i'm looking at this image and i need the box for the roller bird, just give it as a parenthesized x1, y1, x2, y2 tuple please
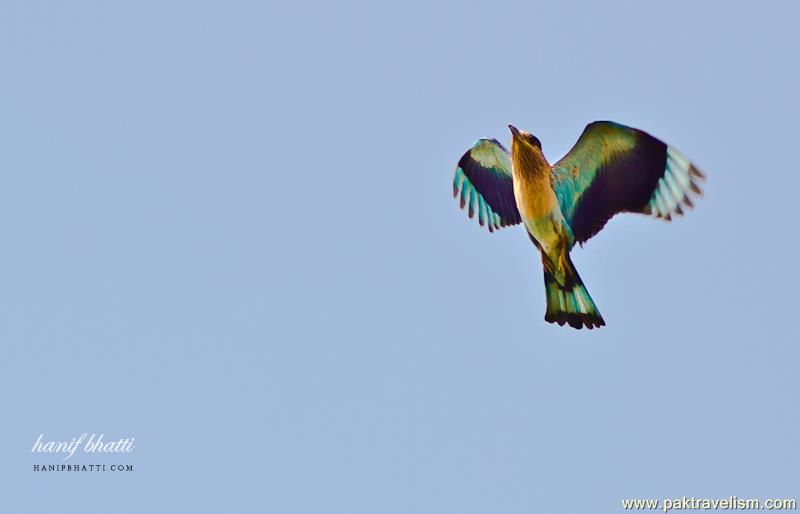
(452, 121, 705, 329)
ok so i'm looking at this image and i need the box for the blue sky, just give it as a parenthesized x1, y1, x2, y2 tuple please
(2, 1, 799, 512)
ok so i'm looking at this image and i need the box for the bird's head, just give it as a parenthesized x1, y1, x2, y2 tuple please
(508, 124, 542, 150)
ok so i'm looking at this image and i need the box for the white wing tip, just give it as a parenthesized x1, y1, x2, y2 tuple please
(649, 146, 705, 220)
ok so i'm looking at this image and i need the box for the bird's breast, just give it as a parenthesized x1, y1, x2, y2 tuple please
(513, 166, 559, 220)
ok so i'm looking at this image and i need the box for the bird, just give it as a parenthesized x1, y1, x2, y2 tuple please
(452, 121, 705, 329)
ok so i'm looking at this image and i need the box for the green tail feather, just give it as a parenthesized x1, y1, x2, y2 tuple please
(543, 258, 605, 330)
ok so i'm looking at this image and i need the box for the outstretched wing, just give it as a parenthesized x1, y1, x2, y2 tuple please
(453, 138, 521, 232)
(551, 121, 705, 244)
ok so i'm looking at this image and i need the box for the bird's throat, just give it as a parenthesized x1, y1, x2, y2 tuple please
(511, 143, 550, 181)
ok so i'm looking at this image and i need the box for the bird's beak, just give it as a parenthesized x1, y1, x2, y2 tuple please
(508, 124, 520, 138)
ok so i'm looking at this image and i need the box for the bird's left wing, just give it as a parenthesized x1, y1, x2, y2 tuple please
(551, 121, 705, 244)
(453, 138, 522, 232)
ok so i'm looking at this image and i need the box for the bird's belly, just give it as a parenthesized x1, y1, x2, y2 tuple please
(524, 215, 562, 253)
(513, 175, 564, 254)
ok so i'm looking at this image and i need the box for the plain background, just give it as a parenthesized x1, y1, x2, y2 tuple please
(2, 1, 798, 512)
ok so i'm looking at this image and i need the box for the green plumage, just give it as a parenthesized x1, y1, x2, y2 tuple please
(543, 257, 603, 329)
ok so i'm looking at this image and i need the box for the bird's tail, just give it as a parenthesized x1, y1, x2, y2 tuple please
(543, 256, 605, 330)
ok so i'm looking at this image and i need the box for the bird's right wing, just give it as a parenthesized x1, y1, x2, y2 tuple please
(551, 121, 705, 245)
(453, 138, 522, 232)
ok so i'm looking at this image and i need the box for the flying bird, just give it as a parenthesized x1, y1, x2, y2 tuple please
(452, 121, 705, 329)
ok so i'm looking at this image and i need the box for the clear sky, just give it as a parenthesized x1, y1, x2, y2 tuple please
(2, 1, 799, 512)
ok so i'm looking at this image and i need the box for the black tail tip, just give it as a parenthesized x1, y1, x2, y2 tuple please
(545, 312, 606, 330)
